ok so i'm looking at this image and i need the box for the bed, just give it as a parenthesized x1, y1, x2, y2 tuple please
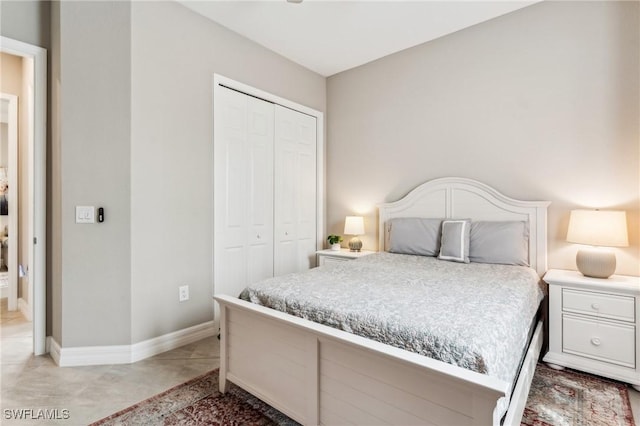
(214, 177, 550, 426)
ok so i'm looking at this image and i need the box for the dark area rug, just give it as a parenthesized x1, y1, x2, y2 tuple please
(93, 364, 635, 425)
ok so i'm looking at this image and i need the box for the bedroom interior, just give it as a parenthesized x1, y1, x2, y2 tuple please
(0, 0, 639, 424)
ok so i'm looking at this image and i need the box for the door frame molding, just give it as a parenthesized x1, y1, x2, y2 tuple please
(0, 36, 47, 356)
(211, 74, 325, 319)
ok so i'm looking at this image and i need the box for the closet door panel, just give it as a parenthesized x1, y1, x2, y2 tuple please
(215, 87, 274, 299)
(215, 84, 319, 302)
(298, 150, 316, 240)
(296, 135, 316, 271)
(247, 99, 275, 284)
(275, 241, 297, 276)
(214, 88, 248, 298)
(274, 106, 317, 276)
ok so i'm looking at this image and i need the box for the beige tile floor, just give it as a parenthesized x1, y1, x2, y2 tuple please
(1, 298, 639, 425)
(1, 299, 220, 425)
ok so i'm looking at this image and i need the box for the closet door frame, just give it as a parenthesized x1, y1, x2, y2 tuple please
(212, 75, 325, 297)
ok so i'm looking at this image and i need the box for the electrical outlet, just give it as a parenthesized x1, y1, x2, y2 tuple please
(179, 285, 189, 302)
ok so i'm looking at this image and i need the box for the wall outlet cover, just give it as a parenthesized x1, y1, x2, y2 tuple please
(179, 285, 189, 302)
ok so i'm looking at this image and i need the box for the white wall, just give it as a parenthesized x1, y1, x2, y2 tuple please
(0, 123, 6, 167)
(327, 1, 639, 276)
(130, 1, 325, 342)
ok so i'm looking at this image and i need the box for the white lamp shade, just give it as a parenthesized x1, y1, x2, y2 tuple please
(566, 210, 628, 247)
(344, 216, 365, 235)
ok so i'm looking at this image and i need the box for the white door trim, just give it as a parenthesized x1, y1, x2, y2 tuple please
(0, 36, 47, 356)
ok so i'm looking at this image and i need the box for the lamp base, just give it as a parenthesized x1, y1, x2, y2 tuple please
(348, 237, 362, 252)
(576, 248, 616, 279)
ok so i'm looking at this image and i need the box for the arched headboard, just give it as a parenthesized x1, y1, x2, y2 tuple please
(378, 177, 551, 276)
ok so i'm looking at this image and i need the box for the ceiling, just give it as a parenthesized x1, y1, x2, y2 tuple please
(178, 0, 539, 77)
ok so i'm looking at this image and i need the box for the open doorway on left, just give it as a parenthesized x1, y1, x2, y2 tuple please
(1, 50, 33, 358)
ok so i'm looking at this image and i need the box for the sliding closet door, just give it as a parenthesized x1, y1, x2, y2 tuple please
(214, 86, 274, 299)
(274, 105, 317, 276)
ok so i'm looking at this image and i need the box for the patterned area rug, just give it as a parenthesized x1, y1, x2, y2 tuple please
(522, 364, 635, 426)
(91, 370, 298, 426)
(93, 364, 634, 425)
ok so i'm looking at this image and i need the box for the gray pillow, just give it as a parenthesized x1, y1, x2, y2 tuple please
(469, 221, 529, 266)
(438, 219, 471, 263)
(388, 218, 443, 256)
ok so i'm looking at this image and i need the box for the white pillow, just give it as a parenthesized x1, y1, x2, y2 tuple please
(438, 219, 471, 263)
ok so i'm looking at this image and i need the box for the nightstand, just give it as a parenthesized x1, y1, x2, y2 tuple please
(543, 269, 640, 391)
(316, 249, 375, 266)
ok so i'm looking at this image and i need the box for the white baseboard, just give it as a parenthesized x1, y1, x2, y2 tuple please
(48, 337, 61, 366)
(49, 321, 216, 367)
(131, 320, 216, 362)
(18, 297, 32, 321)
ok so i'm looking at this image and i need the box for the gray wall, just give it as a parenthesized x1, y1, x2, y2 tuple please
(4, 0, 639, 349)
(56, 1, 132, 347)
(7, 0, 326, 349)
(48, 0, 327, 347)
(326, 1, 639, 276)
(50, 0, 61, 343)
(0, 0, 50, 49)
(130, 1, 325, 342)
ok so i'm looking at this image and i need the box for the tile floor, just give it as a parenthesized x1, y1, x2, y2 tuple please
(1, 299, 220, 425)
(1, 298, 639, 425)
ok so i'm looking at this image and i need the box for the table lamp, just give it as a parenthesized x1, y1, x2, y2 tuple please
(344, 216, 364, 252)
(566, 209, 628, 278)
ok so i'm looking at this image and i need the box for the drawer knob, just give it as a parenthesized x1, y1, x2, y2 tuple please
(257, 234, 261, 239)
(591, 337, 601, 346)
(591, 303, 600, 310)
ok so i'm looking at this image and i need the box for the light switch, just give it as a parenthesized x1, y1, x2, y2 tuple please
(75, 206, 95, 224)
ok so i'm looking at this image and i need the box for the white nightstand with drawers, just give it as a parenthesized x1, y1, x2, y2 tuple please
(543, 269, 640, 391)
(316, 249, 375, 267)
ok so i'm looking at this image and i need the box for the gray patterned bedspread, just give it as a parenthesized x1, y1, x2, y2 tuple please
(240, 252, 542, 411)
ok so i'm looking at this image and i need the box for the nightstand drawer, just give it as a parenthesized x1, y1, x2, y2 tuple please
(562, 314, 635, 368)
(320, 256, 349, 266)
(563, 289, 635, 323)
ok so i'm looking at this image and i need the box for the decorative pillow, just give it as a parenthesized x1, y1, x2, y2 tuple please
(388, 218, 443, 256)
(469, 221, 529, 266)
(438, 219, 471, 263)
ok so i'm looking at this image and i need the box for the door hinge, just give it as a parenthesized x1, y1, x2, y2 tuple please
(34, 237, 37, 244)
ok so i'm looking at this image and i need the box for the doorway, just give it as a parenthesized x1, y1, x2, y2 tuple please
(0, 92, 17, 311)
(0, 36, 47, 356)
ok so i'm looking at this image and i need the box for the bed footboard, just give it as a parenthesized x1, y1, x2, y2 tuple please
(216, 294, 519, 426)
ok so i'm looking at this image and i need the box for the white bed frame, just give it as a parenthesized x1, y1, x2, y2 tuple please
(215, 177, 550, 426)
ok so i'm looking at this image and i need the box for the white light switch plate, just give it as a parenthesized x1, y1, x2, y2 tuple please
(76, 206, 95, 224)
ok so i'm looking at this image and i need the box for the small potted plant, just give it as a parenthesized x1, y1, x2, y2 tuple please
(327, 234, 343, 251)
